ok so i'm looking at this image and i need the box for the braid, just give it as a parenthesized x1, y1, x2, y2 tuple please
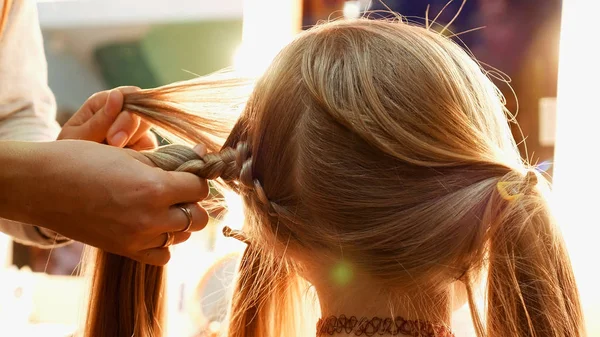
(144, 143, 297, 222)
(143, 144, 250, 182)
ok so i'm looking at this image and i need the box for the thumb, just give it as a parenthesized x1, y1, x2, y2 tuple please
(75, 90, 124, 142)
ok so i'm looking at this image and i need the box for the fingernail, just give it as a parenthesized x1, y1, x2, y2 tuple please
(110, 131, 128, 147)
(106, 89, 117, 104)
(105, 90, 119, 117)
(193, 144, 207, 156)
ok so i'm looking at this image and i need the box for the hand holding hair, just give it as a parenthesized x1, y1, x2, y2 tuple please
(59, 87, 158, 150)
(0, 140, 210, 266)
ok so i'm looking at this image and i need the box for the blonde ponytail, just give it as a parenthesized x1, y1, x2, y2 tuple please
(84, 251, 166, 337)
(467, 171, 585, 337)
(226, 245, 308, 337)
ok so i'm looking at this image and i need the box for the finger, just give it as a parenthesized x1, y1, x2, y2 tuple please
(75, 89, 125, 142)
(145, 231, 193, 252)
(133, 248, 171, 266)
(114, 86, 141, 95)
(167, 203, 209, 233)
(106, 111, 142, 147)
(127, 130, 158, 151)
(103, 89, 127, 120)
(61, 90, 110, 129)
(78, 86, 138, 123)
(100, 87, 141, 146)
(82, 90, 111, 119)
(127, 121, 152, 146)
(129, 131, 158, 151)
(173, 231, 192, 245)
(165, 172, 210, 204)
(193, 143, 207, 157)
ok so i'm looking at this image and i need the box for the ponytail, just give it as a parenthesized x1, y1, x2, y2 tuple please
(226, 239, 311, 337)
(84, 252, 166, 337)
(468, 171, 584, 337)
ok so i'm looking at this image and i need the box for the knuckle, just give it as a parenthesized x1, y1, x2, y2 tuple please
(143, 177, 168, 201)
(135, 212, 156, 232)
(122, 111, 136, 122)
(115, 113, 136, 130)
(118, 203, 157, 235)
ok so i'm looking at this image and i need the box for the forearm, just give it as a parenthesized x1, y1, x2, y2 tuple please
(0, 141, 40, 224)
(0, 0, 60, 143)
(0, 141, 71, 247)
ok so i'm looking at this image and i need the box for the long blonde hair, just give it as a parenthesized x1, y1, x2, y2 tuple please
(84, 19, 584, 337)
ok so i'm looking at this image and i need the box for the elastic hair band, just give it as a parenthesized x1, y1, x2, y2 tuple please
(497, 170, 538, 202)
(496, 181, 523, 201)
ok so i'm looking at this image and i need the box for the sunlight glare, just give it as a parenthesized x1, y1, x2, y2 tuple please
(553, 0, 600, 334)
(233, 0, 301, 77)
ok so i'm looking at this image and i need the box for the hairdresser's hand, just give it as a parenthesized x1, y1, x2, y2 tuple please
(0, 140, 209, 266)
(58, 87, 158, 150)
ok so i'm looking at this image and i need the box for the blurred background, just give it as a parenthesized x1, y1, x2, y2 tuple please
(3, 0, 593, 336)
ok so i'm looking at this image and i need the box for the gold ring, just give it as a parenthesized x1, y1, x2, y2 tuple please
(179, 205, 193, 232)
(161, 232, 175, 248)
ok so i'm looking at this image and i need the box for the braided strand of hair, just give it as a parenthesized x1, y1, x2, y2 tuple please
(143, 143, 288, 220)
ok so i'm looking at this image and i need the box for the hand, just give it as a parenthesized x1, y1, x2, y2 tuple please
(2, 140, 209, 265)
(58, 87, 158, 150)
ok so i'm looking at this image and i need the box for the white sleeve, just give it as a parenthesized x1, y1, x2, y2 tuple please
(0, 218, 70, 248)
(0, 0, 60, 141)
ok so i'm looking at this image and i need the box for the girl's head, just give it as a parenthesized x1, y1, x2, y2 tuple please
(220, 18, 521, 279)
(86, 19, 583, 337)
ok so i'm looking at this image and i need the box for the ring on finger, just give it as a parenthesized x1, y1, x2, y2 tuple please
(161, 232, 175, 248)
(178, 204, 193, 233)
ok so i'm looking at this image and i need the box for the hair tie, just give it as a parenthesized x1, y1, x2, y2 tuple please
(497, 170, 539, 202)
(496, 181, 523, 201)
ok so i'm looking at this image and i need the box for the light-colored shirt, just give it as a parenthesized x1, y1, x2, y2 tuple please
(0, 0, 68, 248)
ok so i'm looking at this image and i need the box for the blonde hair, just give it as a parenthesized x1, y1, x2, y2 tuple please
(84, 19, 584, 337)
